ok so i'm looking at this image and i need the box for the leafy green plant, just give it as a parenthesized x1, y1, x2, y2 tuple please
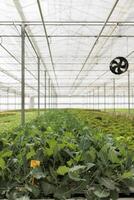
(0, 110, 134, 199)
(72, 109, 134, 149)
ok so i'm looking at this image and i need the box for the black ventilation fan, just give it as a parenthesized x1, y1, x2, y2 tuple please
(110, 57, 129, 75)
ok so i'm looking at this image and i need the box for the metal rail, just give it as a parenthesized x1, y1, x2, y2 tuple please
(0, 21, 134, 26)
(1, 95, 133, 98)
(1, 34, 134, 38)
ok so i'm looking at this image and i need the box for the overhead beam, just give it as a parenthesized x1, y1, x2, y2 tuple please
(0, 94, 133, 98)
(1, 34, 134, 38)
(0, 21, 134, 26)
(1, 85, 133, 88)
(0, 34, 134, 38)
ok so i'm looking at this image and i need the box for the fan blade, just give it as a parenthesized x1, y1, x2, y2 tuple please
(110, 65, 118, 71)
(120, 67, 126, 72)
(117, 67, 123, 74)
(120, 65, 127, 69)
(120, 60, 126, 67)
(120, 62, 128, 70)
(115, 57, 121, 65)
(111, 60, 119, 66)
(110, 66, 118, 74)
(115, 67, 120, 74)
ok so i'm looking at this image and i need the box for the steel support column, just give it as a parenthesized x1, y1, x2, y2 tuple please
(128, 71, 130, 114)
(50, 83, 51, 108)
(54, 94, 55, 108)
(48, 78, 50, 109)
(55, 93, 58, 108)
(7, 89, 9, 110)
(54, 94, 56, 108)
(49, 80, 51, 108)
(44, 70, 47, 109)
(21, 24, 25, 126)
(98, 86, 100, 110)
(132, 89, 134, 109)
(123, 91, 125, 108)
(104, 84, 106, 111)
(93, 89, 94, 110)
(113, 79, 115, 112)
(15, 91, 17, 110)
(51, 84, 52, 108)
(37, 57, 40, 116)
(70, 95, 72, 108)
(88, 92, 90, 109)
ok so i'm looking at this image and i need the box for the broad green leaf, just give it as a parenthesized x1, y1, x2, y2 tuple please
(0, 157, 5, 169)
(68, 171, 86, 182)
(94, 188, 110, 198)
(40, 181, 55, 195)
(108, 148, 119, 164)
(45, 138, 58, 156)
(86, 163, 95, 170)
(45, 147, 53, 156)
(49, 138, 57, 147)
(67, 159, 74, 167)
(57, 165, 69, 175)
(1, 150, 12, 158)
(74, 154, 81, 162)
(88, 147, 96, 162)
(26, 148, 36, 159)
(54, 185, 72, 199)
(49, 166, 57, 180)
(69, 165, 86, 172)
(100, 177, 115, 190)
(25, 184, 40, 197)
(116, 136, 124, 141)
(121, 171, 134, 179)
(68, 164, 86, 182)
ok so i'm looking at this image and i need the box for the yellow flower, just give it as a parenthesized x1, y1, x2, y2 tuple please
(30, 160, 40, 168)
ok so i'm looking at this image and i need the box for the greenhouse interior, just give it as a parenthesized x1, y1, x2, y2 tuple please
(0, 0, 134, 200)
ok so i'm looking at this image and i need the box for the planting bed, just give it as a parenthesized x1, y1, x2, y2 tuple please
(0, 110, 134, 200)
(72, 109, 134, 149)
(0, 110, 40, 132)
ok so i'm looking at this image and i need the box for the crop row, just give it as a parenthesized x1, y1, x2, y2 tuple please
(0, 110, 134, 200)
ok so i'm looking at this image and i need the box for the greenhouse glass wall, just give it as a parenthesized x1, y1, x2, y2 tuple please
(0, 0, 134, 114)
(0, 1, 134, 200)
